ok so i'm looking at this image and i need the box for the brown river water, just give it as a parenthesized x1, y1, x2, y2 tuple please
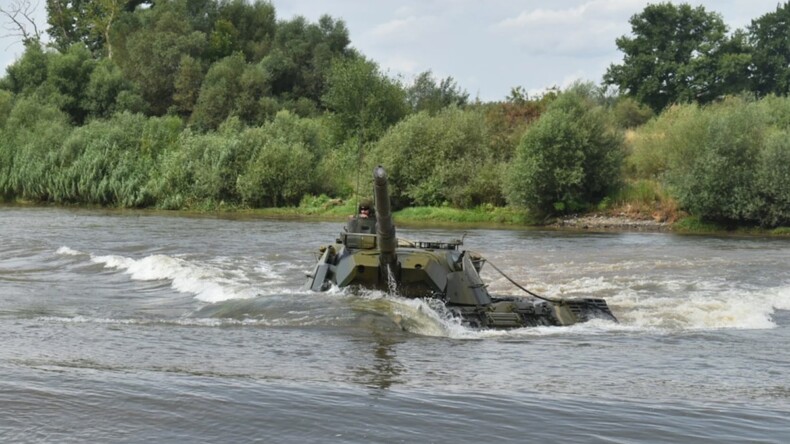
(1, 206, 789, 443)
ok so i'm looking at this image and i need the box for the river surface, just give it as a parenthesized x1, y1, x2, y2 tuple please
(1, 206, 789, 443)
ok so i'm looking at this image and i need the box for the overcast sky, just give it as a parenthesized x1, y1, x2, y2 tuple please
(0, 0, 783, 101)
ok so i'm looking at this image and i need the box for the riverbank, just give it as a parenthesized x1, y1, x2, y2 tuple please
(552, 213, 672, 232)
(4, 200, 790, 236)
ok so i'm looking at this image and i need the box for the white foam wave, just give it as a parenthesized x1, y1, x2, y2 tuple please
(611, 284, 790, 331)
(484, 266, 790, 333)
(56, 246, 790, 336)
(56, 246, 84, 256)
(352, 291, 458, 337)
(361, 281, 790, 339)
(90, 253, 259, 302)
(350, 291, 623, 340)
(256, 260, 294, 282)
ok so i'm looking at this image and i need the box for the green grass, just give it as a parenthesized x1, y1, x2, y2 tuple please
(771, 227, 790, 235)
(610, 179, 663, 206)
(672, 216, 727, 233)
(394, 205, 529, 225)
(189, 199, 530, 227)
(673, 216, 790, 236)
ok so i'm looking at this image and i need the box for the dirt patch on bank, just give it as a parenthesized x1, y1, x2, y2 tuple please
(552, 213, 672, 232)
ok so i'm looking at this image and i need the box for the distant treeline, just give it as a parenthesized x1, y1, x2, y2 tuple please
(1, 0, 790, 227)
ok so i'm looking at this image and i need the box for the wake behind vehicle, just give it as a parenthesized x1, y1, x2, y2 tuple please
(306, 166, 617, 329)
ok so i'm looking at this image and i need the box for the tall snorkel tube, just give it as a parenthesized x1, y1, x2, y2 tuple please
(373, 166, 398, 271)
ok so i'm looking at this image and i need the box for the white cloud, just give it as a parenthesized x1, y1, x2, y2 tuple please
(393, 6, 416, 17)
(560, 70, 590, 89)
(497, 0, 643, 28)
(492, 0, 645, 57)
(379, 55, 421, 75)
(369, 16, 436, 40)
(498, 5, 587, 28)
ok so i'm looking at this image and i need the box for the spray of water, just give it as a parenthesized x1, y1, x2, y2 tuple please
(56, 246, 790, 338)
(385, 263, 398, 296)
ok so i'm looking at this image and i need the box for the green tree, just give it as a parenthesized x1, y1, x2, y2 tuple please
(3, 42, 99, 124)
(260, 15, 350, 103)
(207, 18, 240, 61)
(46, 0, 151, 54)
(604, 3, 750, 112)
(237, 111, 321, 206)
(749, 2, 790, 97)
(84, 58, 137, 119)
(237, 136, 315, 207)
(755, 131, 790, 226)
(666, 100, 765, 223)
(505, 88, 624, 215)
(217, 0, 276, 62)
(370, 107, 498, 208)
(0, 90, 13, 128)
(611, 96, 654, 129)
(173, 55, 205, 116)
(2, 41, 49, 95)
(628, 96, 790, 227)
(322, 56, 407, 143)
(190, 53, 271, 130)
(190, 53, 246, 130)
(406, 71, 469, 114)
(118, 4, 207, 115)
(45, 43, 96, 124)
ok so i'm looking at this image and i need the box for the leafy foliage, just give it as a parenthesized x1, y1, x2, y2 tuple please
(755, 132, 790, 226)
(629, 96, 790, 227)
(505, 88, 624, 215)
(406, 71, 469, 114)
(46, 0, 152, 53)
(2, 41, 50, 95)
(118, 4, 207, 115)
(611, 97, 654, 129)
(749, 2, 790, 97)
(322, 56, 407, 143)
(370, 107, 502, 208)
(190, 53, 271, 130)
(605, 3, 751, 112)
(262, 15, 350, 104)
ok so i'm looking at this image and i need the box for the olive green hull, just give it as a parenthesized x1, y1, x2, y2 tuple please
(306, 166, 616, 330)
(306, 238, 617, 329)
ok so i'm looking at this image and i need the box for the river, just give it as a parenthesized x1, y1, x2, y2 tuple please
(1, 207, 789, 443)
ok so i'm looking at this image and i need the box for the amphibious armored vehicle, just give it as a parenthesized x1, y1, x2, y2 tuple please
(306, 166, 617, 329)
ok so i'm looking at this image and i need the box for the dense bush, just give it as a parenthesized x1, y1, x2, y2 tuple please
(755, 132, 790, 226)
(190, 53, 271, 130)
(611, 97, 654, 129)
(236, 112, 323, 206)
(370, 107, 503, 208)
(668, 100, 765, 222)
(629, 96, 790, 226)
(624, 104, 707, 180)
(505, 89, 624, 215)
(0, 98, 73, 201)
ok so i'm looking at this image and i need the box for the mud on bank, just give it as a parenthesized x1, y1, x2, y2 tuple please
(552, 214, 672, 232)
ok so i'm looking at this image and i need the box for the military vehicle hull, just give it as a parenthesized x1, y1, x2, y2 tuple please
(306, 166, 617, 329)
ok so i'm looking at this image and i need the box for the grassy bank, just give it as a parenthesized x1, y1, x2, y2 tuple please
(153, 202, 790, 235)
(211, 199, 530, 227)
(6, 195, 790, 235)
